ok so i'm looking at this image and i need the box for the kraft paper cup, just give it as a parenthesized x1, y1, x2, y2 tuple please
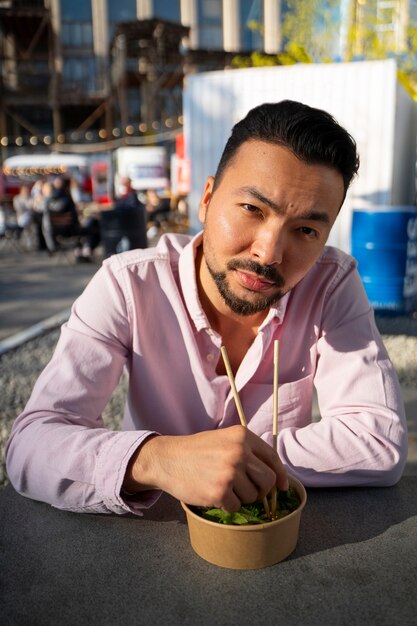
(181, 476, 307, 570)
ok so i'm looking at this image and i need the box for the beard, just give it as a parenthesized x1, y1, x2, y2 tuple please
(205, 256, 286, 316)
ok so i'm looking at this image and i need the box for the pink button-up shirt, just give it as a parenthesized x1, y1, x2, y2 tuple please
(6, 233, 407, 514)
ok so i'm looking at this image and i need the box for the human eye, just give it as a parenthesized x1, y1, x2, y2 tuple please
(297, 226, 319, 239)
(241, 203, 263, 216)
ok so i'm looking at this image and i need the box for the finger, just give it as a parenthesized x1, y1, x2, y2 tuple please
(232, 472, 259, 505)
(215, 489, 242, 513)
(245, 455, 278, 498)
(247, 432, 289, 491)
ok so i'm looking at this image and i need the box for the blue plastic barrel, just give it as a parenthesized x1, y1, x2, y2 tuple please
(351, 207, 417, 314)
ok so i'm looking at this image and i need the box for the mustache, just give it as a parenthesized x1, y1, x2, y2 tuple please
(227, 259, 284, 286)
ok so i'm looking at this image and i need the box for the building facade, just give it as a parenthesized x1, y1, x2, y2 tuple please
(348, 0, 417, 58)
(1, 0, 416, 157)
(0, 0, 284, 156)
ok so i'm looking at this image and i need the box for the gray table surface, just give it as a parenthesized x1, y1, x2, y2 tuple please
(1, 478, 416, 626)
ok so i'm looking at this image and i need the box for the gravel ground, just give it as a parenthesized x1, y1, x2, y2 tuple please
(1, 316, 416, 488)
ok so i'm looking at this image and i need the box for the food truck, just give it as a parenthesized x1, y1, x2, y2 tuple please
(1, 153, 92, 203)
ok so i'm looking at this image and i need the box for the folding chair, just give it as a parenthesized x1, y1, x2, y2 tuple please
(44, 212, 82, 264)
(0, 225, 25, 253)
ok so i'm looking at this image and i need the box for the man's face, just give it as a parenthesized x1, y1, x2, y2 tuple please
(198, 140, 345, 317)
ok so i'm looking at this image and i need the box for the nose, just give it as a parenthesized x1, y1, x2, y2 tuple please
(249, 225, 285, 266)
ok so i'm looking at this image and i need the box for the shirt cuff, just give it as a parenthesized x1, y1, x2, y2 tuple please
(96, 429, 161, 515)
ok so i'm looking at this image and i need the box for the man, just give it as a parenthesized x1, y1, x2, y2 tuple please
(115, 176, 145, 211)
(42, 176, 81, 254)
(6, 101, 407, 516)
(12, 184, 33, 232)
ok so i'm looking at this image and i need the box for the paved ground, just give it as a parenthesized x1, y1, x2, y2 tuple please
(0, 246, 98, 341)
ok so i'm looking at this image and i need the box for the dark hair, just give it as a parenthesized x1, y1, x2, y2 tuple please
(213, 100, 359, 197)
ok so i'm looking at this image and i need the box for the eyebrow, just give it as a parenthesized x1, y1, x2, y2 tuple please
(239, 185, 331, 224)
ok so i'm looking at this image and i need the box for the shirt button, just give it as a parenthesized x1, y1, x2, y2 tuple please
(207, 353, 215, 362)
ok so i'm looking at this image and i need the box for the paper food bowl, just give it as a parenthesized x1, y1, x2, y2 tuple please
(181, 476, 307, 570)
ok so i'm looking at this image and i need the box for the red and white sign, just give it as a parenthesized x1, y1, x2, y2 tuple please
(91, 159, 112, 204)
(171, 134, 191, 196)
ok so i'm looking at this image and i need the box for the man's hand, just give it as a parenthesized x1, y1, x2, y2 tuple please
(123, 426, 288, 512)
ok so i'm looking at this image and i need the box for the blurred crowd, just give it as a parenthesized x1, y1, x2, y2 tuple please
(0, 175, 189, 262)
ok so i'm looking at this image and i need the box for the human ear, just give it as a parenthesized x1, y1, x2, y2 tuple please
(198, 176, 215, 223)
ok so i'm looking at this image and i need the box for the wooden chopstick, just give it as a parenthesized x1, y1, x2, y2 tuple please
(271, 340, 279, 518)
(220, 346, 247, 428)
(220, 346, 271, 520)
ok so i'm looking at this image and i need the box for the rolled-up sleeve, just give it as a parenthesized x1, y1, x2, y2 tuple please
(277, 261, 408, 487)
(5, 261, 160, 514)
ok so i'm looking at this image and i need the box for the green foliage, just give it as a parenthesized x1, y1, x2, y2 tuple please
(231, 51, 280, 69)
(195, 487, 301, 526)
(231, 0, 417, 82)
(281, 0, 340, 62)
(346, 1, 416, 63)
(346, 2, 417, 94)
(201, 504, 265, 525)
(397, 70, 417, 102)
(284, 42, 313, 64)
(231, 44, 312, 70)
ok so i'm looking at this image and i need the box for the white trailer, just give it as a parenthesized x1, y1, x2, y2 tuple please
(183, 59, 417, 252)
(113, 146, 169, 195)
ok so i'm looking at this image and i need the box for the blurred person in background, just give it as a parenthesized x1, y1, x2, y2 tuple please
(42, 177, 81, 255)
(68, 175, 101, 263)
(31, 180, 49, 251)
(76, 207, 102, 263)
(69, 177, 88, 211)
(145, 188, 172, 239)
(114, 176, 146, 212)
(175, 195, 189, 218)
(0, 199, 6, 236)
(12, 184, 33, 234)
(145, 188, 171, 224)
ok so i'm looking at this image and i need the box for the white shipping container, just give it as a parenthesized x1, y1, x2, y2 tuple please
(183, 59, 417, 252)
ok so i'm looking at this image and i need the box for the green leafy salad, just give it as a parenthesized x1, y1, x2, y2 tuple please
(193, 486, 301, 525)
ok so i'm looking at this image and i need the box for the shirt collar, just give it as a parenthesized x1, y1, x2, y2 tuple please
(178, 231, 209, 331)
(178, 231, 290, 332)
(258, 291, 290, 330)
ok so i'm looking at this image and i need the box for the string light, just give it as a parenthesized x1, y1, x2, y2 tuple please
(0, 113, 183, 150)
(4, 165, 68, 176)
